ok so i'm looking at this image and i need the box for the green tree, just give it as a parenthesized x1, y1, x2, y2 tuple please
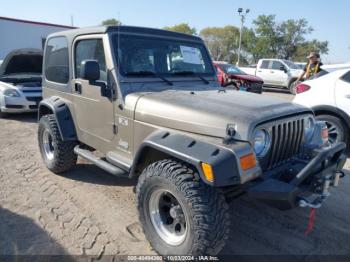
(252, 15, 281, 58)
(248, 15, 328, 62)
(200, 26, 240, 62)
(277, 18, 313, 59)
(163, 23, 197, 35)
(293, 40, 329, 61)
(101, 18, 122, 26)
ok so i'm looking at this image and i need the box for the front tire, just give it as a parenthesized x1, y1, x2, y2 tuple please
(316, 114, 348, 148)
(38, 114, 77, 173)
(288, 80, 297, 95)
(136, 159, 230, 255)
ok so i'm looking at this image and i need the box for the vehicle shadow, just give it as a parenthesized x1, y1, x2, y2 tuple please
(0, 207, 73, 258)
(263, 86, 292, 94)
(1, 113, 37, 123)
(60, 163, 137, 187)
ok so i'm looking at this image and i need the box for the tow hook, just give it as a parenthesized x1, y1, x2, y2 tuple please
(298, 198, 323, 209)
(298, 171, 342, 209)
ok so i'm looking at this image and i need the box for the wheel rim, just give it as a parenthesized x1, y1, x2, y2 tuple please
(42, 129, 54, 161)
(325, 120, 342, 145)
(149, 189, 188, 246)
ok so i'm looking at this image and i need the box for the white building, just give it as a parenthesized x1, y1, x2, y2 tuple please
(0, 16, 75, 60)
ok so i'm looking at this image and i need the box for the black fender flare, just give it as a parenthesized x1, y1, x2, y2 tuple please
(130, 130, 244, 187)
(38, 96, 77, 141)
(312, 105, 350, 131)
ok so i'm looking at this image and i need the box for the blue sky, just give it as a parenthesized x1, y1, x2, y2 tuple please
(1, 0, 349, 63)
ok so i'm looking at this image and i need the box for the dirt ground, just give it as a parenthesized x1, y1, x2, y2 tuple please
(0, 90, 350, 257)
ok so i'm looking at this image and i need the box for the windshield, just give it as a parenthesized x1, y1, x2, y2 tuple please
(282, 60, 299, 70)
(112, 34, 215, 77)
(218, 64, 246, 75)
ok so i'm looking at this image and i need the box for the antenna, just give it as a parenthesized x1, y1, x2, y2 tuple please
(70, 15, 74, 27)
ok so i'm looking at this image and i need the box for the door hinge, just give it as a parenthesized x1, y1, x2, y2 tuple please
(113, 124, 118, 134)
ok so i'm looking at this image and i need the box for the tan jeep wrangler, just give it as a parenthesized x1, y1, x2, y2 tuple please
(38, 26, 346, 255)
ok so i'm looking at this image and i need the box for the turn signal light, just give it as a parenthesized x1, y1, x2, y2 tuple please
(240, 153, 257, 171)
(201, 162, 214, 182)
(296, 84, 311, 94)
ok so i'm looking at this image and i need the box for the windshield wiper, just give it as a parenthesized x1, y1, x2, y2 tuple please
(125, 71, 173, 86)
(173, 71, 210, 84)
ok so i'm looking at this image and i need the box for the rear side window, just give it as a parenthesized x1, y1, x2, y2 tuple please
(341, 71, 350, 83)
(260, 60, 269, 69)
(44, 37, 69, 84)
(75, 39, 107, 82)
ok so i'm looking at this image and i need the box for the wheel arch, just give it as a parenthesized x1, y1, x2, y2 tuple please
(38, 96, 77, 141)
(312, 105, 350, 132)
(129, 130, 243, 187)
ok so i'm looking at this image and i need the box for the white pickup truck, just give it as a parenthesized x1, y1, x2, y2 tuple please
(240, 59, 303, 94)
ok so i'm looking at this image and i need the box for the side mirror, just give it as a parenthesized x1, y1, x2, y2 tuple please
(280, 65, 288, 73)
(80, 60, 100, 81)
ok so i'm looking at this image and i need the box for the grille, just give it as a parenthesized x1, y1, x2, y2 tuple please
(261, 118, 305, 171)
(26, 97, 42, 104)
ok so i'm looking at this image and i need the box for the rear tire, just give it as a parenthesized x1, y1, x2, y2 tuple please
(136, 159, 230, 255)
(38, 114, 77, 173)
(316, 114, 348, 149)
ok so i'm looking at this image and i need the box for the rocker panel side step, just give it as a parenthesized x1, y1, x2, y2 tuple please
(74, 146, 128, 177)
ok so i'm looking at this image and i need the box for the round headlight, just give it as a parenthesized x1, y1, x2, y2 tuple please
(304, 116, 315, 141)
(253, 129, 271, 157)
(3, 88, 20, 97)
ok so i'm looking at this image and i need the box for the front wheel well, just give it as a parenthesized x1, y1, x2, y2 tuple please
(313, 109, 350, 131)
(130, 146, 199, 178)
(38, 105, 54, 119)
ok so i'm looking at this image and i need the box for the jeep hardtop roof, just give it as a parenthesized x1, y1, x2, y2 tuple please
(48, 25, 203, 43)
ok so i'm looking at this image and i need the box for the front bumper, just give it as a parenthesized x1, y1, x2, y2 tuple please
(1, 93, 42, 113)
(247, 143, 347, 210)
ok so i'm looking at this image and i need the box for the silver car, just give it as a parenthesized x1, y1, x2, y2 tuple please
(0, 49, 43, 116)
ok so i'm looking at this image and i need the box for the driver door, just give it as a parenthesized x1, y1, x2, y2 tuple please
(269, 61, 288, 86)
(72, 36, 115, 145)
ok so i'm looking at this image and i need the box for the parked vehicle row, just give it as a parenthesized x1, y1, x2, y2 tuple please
(0, 49, 43, 116)
(240, 59, 303, 94)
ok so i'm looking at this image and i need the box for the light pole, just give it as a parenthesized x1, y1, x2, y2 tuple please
(237, 8, 249, 66)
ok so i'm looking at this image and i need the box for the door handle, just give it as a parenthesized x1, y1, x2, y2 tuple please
(75, 82, 82, 94)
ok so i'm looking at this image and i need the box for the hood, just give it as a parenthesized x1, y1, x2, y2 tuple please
(289, 69, 303, 78)
(0, 49, 43, 77)
(133, 89, 311, 140)
(227, 73, 263, 83)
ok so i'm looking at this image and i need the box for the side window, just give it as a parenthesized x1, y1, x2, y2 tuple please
(341, 71, 350, 83)
(260, 60, 269, 69)
(44, 37, 69, 84)
(271, 61, 282, 70)
(75, 39, 107, 82)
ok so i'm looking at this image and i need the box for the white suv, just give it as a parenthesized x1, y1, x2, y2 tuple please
(293, 68, 350, 150)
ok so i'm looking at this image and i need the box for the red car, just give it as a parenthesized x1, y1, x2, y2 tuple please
(214, 62, 264, 94)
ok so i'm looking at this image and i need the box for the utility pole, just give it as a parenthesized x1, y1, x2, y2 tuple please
(237, 8, 249, 66)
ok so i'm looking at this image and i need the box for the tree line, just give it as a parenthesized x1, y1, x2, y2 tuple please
(102, 15, 328, 65)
